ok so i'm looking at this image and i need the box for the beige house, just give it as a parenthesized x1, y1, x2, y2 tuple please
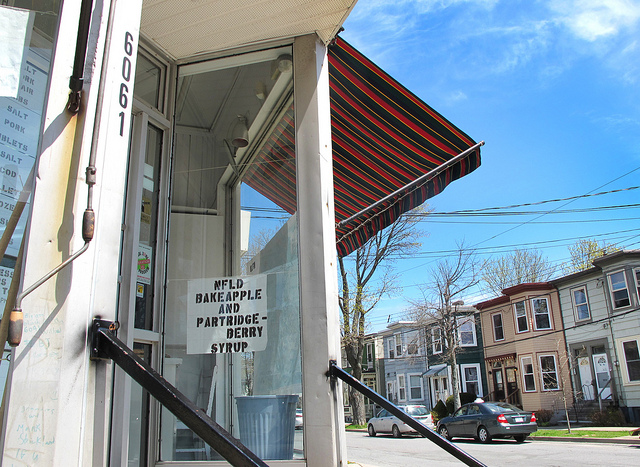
(476, 283, 572, 414)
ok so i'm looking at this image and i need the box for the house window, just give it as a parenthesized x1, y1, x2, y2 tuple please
(457, 316, 477, 346)
(387, 338, 395, 359)
(539, 355, 559, 391)
(432, 327, 442, 354)
(387, 382, 394, 401)
(460, 364, 482, 396)
(608, 270, 630, 309)
(634, 269, 640, 298)
(622, 339, 640, 382)
(521, 356, 536, 392)
(366, 342, 374, 370)
(395, 334, 403, 357)
(514, 300, 529, 333)
(492, 313, 504, 341)
(532, 297, 552, 330)
(572, 287, 591, 321)
(408, 374, 424, 400)
(397, 374, 406, 401)
(406, 331, 419, 355)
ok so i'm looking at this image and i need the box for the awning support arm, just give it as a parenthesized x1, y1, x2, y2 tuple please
(328, 360, 487, 467)
(90, 319, 267, 467)
(336, 141, 484, 229)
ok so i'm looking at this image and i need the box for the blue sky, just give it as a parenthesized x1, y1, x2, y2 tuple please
(339, 0, 640, 331)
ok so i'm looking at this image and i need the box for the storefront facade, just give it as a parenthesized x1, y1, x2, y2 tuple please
(0, 2, 481, 465)
(0, 1, 357, 465)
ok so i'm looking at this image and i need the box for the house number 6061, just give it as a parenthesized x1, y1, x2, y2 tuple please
(118, 32, 134, 136)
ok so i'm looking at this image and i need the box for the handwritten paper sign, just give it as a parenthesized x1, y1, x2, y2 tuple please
(187, 274, 268, 354)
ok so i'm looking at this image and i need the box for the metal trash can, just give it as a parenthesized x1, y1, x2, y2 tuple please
(235, 395, 299, 460)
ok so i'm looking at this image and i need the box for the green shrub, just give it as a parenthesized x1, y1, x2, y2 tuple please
(536, 409, 554, 424)
(431, 400, 448, 423)
(589, 408, 626, 427)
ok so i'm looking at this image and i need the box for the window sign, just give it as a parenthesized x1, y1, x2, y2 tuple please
(187, 274, 268, 354)
(0, 7, 34, 98)
(0, 8, 45, 259)
(136, 244, 153, 285)
(0, 265, 13, 307)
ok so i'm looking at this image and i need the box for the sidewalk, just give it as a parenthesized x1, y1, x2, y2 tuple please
(531, 426, 639, 444)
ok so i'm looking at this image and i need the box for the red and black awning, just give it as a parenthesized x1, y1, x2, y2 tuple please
(244, 36, 481, 257)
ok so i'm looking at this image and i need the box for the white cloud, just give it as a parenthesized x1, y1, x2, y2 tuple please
(548, 0, 640, 41)
(447, 90, 468, 103)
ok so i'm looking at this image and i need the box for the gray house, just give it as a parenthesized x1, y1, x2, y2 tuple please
(380, 322, 431, 409)
(552, 250, 640, 423)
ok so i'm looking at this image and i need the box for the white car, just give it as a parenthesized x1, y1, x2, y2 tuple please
(367, 405, 434, 438)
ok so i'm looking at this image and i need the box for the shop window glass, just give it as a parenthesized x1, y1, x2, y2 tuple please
(0, 1, 62, 402)
(162, 46, 301, 461)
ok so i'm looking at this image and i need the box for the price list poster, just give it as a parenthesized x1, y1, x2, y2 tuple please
(0, 8, 46, 307)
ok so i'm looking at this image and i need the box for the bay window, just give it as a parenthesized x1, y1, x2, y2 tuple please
(532, 297, 552, 330)
(514, 300, 528, 333)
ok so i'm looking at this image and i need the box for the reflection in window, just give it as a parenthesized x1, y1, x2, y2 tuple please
(539, 355, 559, 391)
(432, 327, 442, 354)
(622, 340, 640, 382)
(532, 298, 551, 330)
(163, 47, 301, 461)
(609, 271, 630, 309)
(572, 287, 590, 321)
(457, 316, 477, 346)
(135, 50, 165, 110)
(521, 356, 536, 392)
(514, 301, 528, 333)
(492, 313, 504, 341)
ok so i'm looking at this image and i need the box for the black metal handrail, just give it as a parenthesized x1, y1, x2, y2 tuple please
(90, 319, 267, 467)
(329, 361, 487, 467)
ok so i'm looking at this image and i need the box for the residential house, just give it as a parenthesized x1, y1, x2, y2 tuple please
(380, 322, 430, 409)
(342, 333, 385, 420)
(552, 250, 640, 423)
(476, 283, 572, 414)
(423, 306, 488, 407)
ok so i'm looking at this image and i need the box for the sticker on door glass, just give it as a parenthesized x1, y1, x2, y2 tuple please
(137, 244, 153, 285)
(187, 274, 268, 354)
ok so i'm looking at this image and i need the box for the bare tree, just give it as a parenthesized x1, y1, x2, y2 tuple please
(564, 238, 620, 273)
(482, 248, 556, 295)
(410, 243, 480, 411)
(339, 211, 423, 425)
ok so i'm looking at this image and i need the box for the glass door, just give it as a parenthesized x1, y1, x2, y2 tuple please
(592, 353, 611, 400)
(122, 112, 167, 466)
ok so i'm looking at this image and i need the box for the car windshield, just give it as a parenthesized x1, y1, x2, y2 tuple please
(404, 406, 429, 416)
(482, 402, 521, 414)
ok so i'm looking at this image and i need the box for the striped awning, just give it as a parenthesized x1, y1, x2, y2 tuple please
(330, 37, 481, 257)
(244, 37, 481, 257)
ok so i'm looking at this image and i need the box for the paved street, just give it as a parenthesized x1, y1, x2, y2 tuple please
(345, 430, 640, 467)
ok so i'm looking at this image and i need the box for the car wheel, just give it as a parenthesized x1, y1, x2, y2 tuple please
(477, 426, 492, 444)
(438, 425, 452, 441)
(392, 424, 402, 438)
(514, 434, 526, 443)
(367, 424, 376, 437)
